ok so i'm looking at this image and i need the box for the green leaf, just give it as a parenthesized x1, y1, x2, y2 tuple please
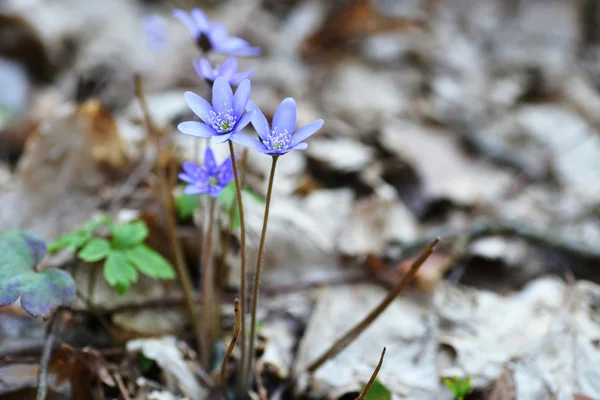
(0, 231, 76, 317)
(360, 378, 391, 400)
(84, 216, 111, 234)
(443, 376, 471, 399)
(47, 231, 90, 253)
(110, 221, 149, 248)
(124, 244, 176, 279)
(103, 251, 138, 294)
(78, 238, 111, 262)
(216, 181, 237, 208)
(175, 192, 199, 219)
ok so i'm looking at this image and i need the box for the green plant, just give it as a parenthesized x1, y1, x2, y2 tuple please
(443, 376, 472, 400)
(49, 217, 175, 294)
(0, 230, 76, 317)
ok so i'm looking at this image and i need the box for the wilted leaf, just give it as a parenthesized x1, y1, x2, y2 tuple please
(0, 230, 75, 317)
(124, 244, 175, 279)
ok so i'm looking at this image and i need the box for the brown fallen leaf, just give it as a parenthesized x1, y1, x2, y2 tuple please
(302, 0, 426, 58)
(391, 252, 453, 293)
(574, 395, 599, 400)
(486, 367, 516, 400)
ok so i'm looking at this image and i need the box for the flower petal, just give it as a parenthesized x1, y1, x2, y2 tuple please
(212, 77, 233, 114)
(218, 58, 238, 79)
(184, 91, 213, 121)
(290, 119, 323, 146)
(178, 121, 215, 138)
(290, 142, 309, 151)
(232, 79, 251, 118)
(178, 173, 195, 184)
(217, 160, 234, 186)
(172, 9, 199, 37)
(215, 37, 261, 56)
(191, 8, 210, 31)
(209, 22, 228, 40)
(232, 110, 254, 134)
(246, 100, 269, 141)
(211, 133, 232, 144)
(203, 147, 217, 171)
(230, 133, 266, 151)
(230, 69, 254, 86)
(273, 98, 296, 134)
(184, 185, 206, 195)
(181, 161, 202, 176)
(193, 58, 213, 80)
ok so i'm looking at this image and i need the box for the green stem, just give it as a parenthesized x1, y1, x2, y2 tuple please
(200, 198, 217, 369)
(245, 156, 278, 386)
(228, 141, 248, 396)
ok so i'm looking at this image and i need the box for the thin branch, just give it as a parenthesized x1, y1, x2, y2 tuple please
(221, 298, 241, 389)
(356, 347, 386, 400)
(133, 73, 203, 355)
(306, 238, 439, 373)
(36, 309, 62, 400)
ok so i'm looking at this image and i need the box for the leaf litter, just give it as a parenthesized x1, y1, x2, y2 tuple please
(1, 0, 600, 399)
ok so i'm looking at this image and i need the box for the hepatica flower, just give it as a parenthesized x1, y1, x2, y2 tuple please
(179, 147, 234, 197)
(194, 57, 254, 86)
(144, 15, 167, 52)
(232, 98, 324, 156)
(178, 76, 254, 143)
(172, 8, 260, 56)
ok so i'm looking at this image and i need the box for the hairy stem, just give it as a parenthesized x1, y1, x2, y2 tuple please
(228, 141, 248, 395)
(200, 198, 217, 368)
(355, 347, 386, 400)
(36, 309, 62, 400)
(245, 156, 278, 386)
(306, 238, 440, 373)
(221, 298, 241, 389)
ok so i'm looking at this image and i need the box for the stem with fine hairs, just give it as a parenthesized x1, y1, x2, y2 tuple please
(228, 140, 248, 395)
(305, 238, 440, 373)
(245, 156, 279, 386)
(221, 298, 241, 389)
(200, 197, 217, 368)
(356, 347, 386, 400)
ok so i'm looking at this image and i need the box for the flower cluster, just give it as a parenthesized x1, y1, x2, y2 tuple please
(166, 7, 324, 178)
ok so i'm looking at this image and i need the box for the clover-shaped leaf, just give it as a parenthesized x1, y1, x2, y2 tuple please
(0, 231, 76, 317)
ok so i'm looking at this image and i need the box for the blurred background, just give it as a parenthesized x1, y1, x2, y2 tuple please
(1, 0, 600, 399)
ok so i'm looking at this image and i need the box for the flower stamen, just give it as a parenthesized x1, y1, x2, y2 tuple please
(207, 108, 237, 134)
(265, 127, 291, 152)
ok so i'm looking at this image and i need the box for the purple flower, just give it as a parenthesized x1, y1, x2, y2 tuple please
(144, 15, 167, 52)
(178, 77, 254, 144)
(193, 57, 254, 86)
(172, 8, 261, 56)
(179, 147, 234, 197)
(231, 98, 324, 156)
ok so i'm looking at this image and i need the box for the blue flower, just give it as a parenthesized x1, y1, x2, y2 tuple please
(193, 57, 254, 86)
(144, 15, 167, 52)
(178, 147, 234, 197)
(231, 98, 324, 156)
(178, 77, 254, 144)
(172, 8, 260, 56)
